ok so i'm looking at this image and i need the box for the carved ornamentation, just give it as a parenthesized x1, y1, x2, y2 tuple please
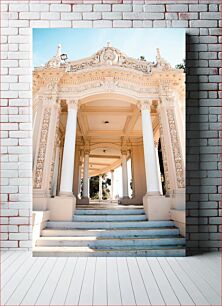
(33, 108, 51, 189)
(158, 113, 171, 193)
(68, 46, 154, 74)
(167, 108, 185, 188)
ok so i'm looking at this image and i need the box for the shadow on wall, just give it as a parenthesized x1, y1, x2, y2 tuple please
(186, 33, 200, 255)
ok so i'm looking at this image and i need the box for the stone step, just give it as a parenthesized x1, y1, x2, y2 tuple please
(41, 227, 180, 238)
(75, 208, 145, 215)
(46, 220, 175, 230)
(36, 236, 185, 247)
(33, 246, 186, 257)
(73, 214, 147, 222)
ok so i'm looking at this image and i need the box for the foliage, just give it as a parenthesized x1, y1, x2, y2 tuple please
(175, 59, 186, 73)
(89, 174, 111, 200)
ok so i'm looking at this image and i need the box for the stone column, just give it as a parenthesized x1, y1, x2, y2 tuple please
(99, 174, 103, 201)
(110, 170, 115, 200)
(51, 145, 60, 197)
(139, 101, 160, 195)
(154, 140, 163, 195)
(60, 100, 78, 195)
(82, 151, 89, 198)
(78, 161, 82, 198)
(121, 150, 129, 198)
(157, 97, 185, 200)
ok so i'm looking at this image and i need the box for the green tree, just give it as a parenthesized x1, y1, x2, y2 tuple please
(175, 59, 186, 72)
(89, 174, 111, 200)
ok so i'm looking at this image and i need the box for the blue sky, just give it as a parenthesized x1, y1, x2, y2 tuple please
(33, 28, 185, 68)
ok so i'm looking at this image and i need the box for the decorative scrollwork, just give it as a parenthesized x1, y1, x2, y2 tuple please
(33, 108, 51, 189)
(167, 108, 185, 188)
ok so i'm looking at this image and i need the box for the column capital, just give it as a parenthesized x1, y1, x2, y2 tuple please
(137, 100, 152, 111)
(121, 149, 128, 155)
(67, 99, 79, 111)
(84, 149, 90, 155)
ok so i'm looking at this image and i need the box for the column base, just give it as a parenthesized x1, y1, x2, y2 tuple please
(170, 209, 186, 237)
(48, 195, 76, 221)
(59, 191, 74, 197)
(33, 189, 51, 211)
(143, 193, 171, 221)
(77, 197, 89, 205)
(119, 196, 130, 204)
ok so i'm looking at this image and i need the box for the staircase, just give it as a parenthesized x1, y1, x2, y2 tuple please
(33, 203, 185, 257)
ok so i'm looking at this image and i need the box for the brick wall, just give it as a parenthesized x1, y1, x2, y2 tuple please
(1, 0, 221, 254)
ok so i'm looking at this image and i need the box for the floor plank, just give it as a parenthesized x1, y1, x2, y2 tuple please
(127, 257, 150, 305)
(20, 258, 57, 305)
(35, 257, 67, 305)
(176, 257, 221, 305)
(107, 257, 122, 306)
(50, 257, 78, 305)
(1, 251, 221, 306)
(65, 257, 87, 305)
(117, 257, 136, 305)
(1, 252, 30, 290)
(157, 258, 195, 305)
(167, 258, 210, 305)
(93, 258, 107, 306)
(179, 256, 221, 295)
(78, 257, 96, 305)
(147, 258, 179, 305)
(137, 257, 165, 305)
(0, 251, 14, 263)
(5, 257, 47, 305)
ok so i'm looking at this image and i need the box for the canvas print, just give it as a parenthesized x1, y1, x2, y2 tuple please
(32, 29, 186, 256)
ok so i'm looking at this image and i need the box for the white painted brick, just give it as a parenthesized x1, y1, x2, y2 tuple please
(73, 4, 92, 12)
(133, 5, 143, 12)
(50, 4, 71, 12)
(189, 4, 207, 11)
(172, 20, 188, 28)
(94, 4, 111, 11)
(9, 44, 18, 51)
(2, 60, 18, 68)
(2, 76, 18, 83)
(113, 20, 132, 27)
(72, 20, 93, 28)
(200, 12, 221, 20)
(1, 27, 18, 36)
(61, 13, 82, 20)
(1, 186, 18, 192)
(19, 12, 40, 20)
(143, 5, 165, 12)
(123, 12, 164, 20)
(30, 20, 50, 28)
(1, 208, 18, 217)
(102, 12, 122, 19)
(19, 225, 31, 232)
(93, 20, 113, 27)
(1, 123, 18, 131)
(50, 21, 72, 28)
(19, 241, 32, 248)
(9, 233, 29, 240)
(2, 12, 19, 20)
(112, 4, 132, 11)
(18, 161, 32, 169)
(0, 217, 9, 225)
(190, 20, 218, 28)
(9, 68, 32, 75)
(19, 123, 32, 130)
(1, 20, 8, 28)
(83, 12, 102, 20)
(8, 52, 30, 59)
(8, 146, 31, 155)
(1, 241, 18, 247)
(133, 20, 143, 27)
(29, 4, 49, 12)
(1, 4, 8, 11)
(41, 12, 60, 20)
(9, 20, 29, 28)
(9, 99, 30, 107)
(9, 3, 28, 12)
(9, 108, 19, 115)
(8, 35, 28, 44)
(1, 170, 18, 178)
(1, 91, 18, 99)
(10, 83, 30, 91)
(166, 4, 188, 12)
(19, 209, 30, 217)
(9, 114, 30, 123)
(10, 131, 31, 138)
(1, 138, 18, 146)
(9, 155, 19, 162)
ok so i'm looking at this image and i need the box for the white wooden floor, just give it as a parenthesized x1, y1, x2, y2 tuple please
(1, 251, 221, 305)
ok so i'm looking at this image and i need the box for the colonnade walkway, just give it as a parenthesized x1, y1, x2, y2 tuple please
(1, 251, 220, 305)
(33, 201, 186, 257)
